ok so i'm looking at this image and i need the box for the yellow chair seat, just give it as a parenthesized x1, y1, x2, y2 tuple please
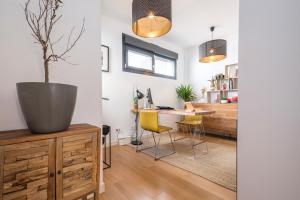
(177, 120, 202, 126)
(157, 125, 173, 133)
(176, 115, 203, 126)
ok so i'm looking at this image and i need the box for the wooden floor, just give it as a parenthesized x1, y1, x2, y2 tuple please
(99, 138, 236, 200)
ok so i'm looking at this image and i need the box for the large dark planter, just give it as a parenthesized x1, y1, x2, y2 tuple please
(16, 82, 77, 133)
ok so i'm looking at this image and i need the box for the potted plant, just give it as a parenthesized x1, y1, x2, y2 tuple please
(221, 97, 228, 104)
(176, 84, 197, 110)
(133, 97, 139, 110)
(17, 0, 85, 133)
(215, 73, 225, 90)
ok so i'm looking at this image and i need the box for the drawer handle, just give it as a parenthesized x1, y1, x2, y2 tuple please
(57, 170, 62, 175)
(49, 172, 55, 177)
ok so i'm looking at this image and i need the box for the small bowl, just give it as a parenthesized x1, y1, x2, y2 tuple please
(220, 100, 228, 104)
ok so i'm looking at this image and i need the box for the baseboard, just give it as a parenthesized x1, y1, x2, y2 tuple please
(99, 182, 105, 193)
(110, 131, 178, 147)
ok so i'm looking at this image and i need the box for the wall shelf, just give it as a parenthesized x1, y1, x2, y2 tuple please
(208, 89, 238, 93)
(207, 64, 238, 104)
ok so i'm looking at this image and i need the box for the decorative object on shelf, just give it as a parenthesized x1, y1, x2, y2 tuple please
(199, 26, 227, 63)
(18, 0, 85, 133)
(201, 87, 207, 98)
(222, 82, 227, 91)
(132, 0, 172, 38)
(208, 76, 216, 91)
(198, 87, 207, 103)
(221, 97, 228, 104)
(232, 96, 239, 103)
(215, 73, 225, 90)
(225, 63, 239, 90)
(215, 73, 225, 80)
(225, 63, 238, 78)
(101, 45, 110, 72)
(176, 84, 197, 108)
(131, 89, 144, 146)
(207, 64, 239, 104)
(103, 125, 112, 169)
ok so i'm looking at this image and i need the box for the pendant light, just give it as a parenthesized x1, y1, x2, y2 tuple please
(132, 0, 172, 38)
(199, 27, 227, 63)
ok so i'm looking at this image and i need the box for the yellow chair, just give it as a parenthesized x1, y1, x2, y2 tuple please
(176, 115, 208, 157)
(175, 115, 204, 140)
(137, 110, 176, 160)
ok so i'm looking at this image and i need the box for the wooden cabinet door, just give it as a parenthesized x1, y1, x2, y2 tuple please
(0, 139, 56, 200)
(56, 132, 98, 200)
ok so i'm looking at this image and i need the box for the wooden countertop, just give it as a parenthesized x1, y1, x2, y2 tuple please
(192, 103, 238, 120)
(0, 124, 100, 145)
(131, 108, 215, 116)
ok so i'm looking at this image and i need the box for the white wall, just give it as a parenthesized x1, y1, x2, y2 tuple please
(184, 34, 239, 97)
(101, 15, 185, 143)
(0, 0, 104, 192)
(238, 0, 300, 199)
(0, 0, 102, 130)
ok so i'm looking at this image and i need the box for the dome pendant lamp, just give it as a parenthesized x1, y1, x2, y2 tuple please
(199, 27, 227, 63)
(132, 0, 172, 38)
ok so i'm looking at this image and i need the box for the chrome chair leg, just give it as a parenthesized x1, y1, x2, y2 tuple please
(136, 130, 158, 152)
(201, 124, 208, 154)
(173, 124, 188, 142)
(136, 129, 144, 152)
(168, 131, 176, 152)
(192, 123, 209, 159)
(137, 130, 176, 161)
(152, 131, 157, 147)
(154, 134, 161, 160)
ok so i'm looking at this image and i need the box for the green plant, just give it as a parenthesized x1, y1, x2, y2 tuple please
(133, 97, 138, 105)
(215, 73, 225, 80)
(176, 85, 197, 102)
(221, 96, 227, 100)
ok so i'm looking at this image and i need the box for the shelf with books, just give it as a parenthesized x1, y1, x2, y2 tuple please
(207, 64, 238, 104)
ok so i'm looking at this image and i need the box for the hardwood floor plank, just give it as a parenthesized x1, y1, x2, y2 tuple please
(100, 138, 236, 200)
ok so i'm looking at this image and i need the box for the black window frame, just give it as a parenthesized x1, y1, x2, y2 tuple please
(122, 34, 177, 80)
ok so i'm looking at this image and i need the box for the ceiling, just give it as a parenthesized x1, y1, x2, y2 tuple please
(101, 0, 239, 48)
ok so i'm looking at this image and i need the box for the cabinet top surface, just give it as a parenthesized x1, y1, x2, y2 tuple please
(0, 124, 100, 145)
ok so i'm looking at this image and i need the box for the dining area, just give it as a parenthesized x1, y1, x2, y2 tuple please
(127, 97, 237, 191)
(131, 105, 216, 160)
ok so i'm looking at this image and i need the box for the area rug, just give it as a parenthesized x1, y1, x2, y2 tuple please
(130, 134, 237, 191)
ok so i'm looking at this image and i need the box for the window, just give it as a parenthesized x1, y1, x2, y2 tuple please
(123, 34, 177, 79)
(127, 47, 153, 71)
(154, 55, 176, 77)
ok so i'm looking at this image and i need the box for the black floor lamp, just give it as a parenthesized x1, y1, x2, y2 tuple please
(131, 89, 144, 145)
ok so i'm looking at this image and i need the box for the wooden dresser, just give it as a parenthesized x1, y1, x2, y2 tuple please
(193, 103, 238, 137)
(0, 124, 101, 200)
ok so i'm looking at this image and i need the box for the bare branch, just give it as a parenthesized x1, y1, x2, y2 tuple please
(52, 34, 64, 45)
(66, 26, 75, 50)
(58, 18, 85, 59)
(24, 1, 39, 41)
(44, 0, 49, 38)
(23, 0, 84, 83)
(58, 57, 77, 66)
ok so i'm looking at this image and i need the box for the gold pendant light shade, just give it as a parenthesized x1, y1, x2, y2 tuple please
(199, 39, 227, 63)
(132, 0, 172, 38)
(199, 27, 227, 63)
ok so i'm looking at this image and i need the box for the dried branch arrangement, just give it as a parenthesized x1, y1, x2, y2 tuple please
(24, 0, 85, 83)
